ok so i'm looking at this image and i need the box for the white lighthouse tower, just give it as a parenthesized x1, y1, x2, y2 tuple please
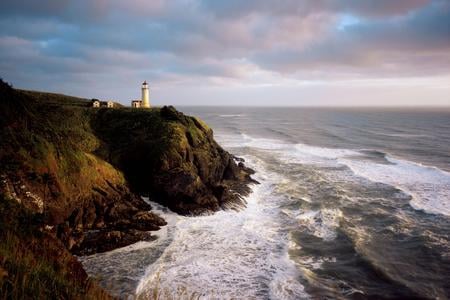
(141, 81, 150, 108)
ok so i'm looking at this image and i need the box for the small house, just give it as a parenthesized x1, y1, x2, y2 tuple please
(91, 99, 115, 108)
(92, 100, 100, 108)
(131, 100, 142, 108)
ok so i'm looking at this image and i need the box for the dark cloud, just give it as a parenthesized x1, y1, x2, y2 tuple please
(200, 0, 430, 18)
(0, 0, 71, 18)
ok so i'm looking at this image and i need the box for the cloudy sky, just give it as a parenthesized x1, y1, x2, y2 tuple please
(1, 0, 449, 106)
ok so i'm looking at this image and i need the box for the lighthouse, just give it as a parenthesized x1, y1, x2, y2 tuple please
(141, 81, 150, 108)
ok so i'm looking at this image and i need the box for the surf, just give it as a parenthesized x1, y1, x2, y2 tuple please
(135, 156, 308, 299)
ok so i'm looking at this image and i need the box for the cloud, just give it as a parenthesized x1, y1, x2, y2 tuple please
(199, 0, 431, 18)
(252, 0, 450, 77)
(0, 0, 169, 22)
(0, 0, 449, 105)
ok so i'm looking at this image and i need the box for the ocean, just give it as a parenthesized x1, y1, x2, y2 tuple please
(81, 107, 450, 299)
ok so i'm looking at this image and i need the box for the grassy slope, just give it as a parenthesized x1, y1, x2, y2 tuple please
(1, 82, 127, 224)
(0, 194, 109, 299)
(0, 82, 115, 298)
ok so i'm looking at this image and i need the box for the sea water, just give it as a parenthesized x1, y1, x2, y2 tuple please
(81, 107, 450, 299)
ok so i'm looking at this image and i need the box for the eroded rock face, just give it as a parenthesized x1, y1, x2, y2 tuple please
(60, 187, 167, 255)
(158, 106, 257, 215)
(92, 105, 257, 215)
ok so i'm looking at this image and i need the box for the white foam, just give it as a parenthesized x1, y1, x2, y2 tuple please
(296, 256, 337, 270)
(217, 134, 357, 170)
(293, 144, 359, 160)
(241, 133, 291, 150)
(135, 158, 308, 299)
(341, 156, 450, 217)
(219, 133, 450, 218)
(219, 133, 357, 165)
(213, 132, 250, 148)
(277, 143, 360, 167)
(291, 141, 450, 217)
(217, 133, 291, 150)
(296, 209, 343, 241)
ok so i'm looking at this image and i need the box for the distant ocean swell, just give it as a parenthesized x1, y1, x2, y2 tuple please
(225, 133, 450, 217)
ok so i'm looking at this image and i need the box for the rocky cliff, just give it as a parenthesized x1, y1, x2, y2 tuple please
(91, 105, 255, 215)
(0, 79, 255, 298)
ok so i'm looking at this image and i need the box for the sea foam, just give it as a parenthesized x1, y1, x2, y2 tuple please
(220, 133, 450, 217)
(341, 156, 450, 216)
(135, 156, 308, 299)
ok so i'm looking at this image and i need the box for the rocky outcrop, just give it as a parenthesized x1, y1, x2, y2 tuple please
(0, 78, 256, 297)
(0, 193, 111, 299)
(91, 105, 256, 215)
(157, 106, 257, 214)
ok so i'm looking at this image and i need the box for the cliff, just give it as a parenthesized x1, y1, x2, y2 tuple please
(91, 105, 255, 215)
(0, 79, 255, 298)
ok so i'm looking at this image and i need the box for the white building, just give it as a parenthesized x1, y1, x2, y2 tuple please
(131, 100, 142, 108)
(141, 81, 150, 108)
(91, 99, 115, 108)
(131, 81, 150, 108)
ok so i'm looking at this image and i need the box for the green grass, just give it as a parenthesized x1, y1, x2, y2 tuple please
(0, 82, 121, 200)
(0, 80, 116, 299)
(0, 195, 85, 299)
(19, 90, 90, 108)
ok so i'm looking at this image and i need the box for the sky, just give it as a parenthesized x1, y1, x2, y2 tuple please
(0, 0, 449, 106)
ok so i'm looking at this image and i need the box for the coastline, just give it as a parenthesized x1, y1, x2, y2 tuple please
(0, 81, 256, 298)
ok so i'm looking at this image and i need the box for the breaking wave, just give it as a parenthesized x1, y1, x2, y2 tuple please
(224, 133, 450, 217)
(135, 156, 308, 299)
